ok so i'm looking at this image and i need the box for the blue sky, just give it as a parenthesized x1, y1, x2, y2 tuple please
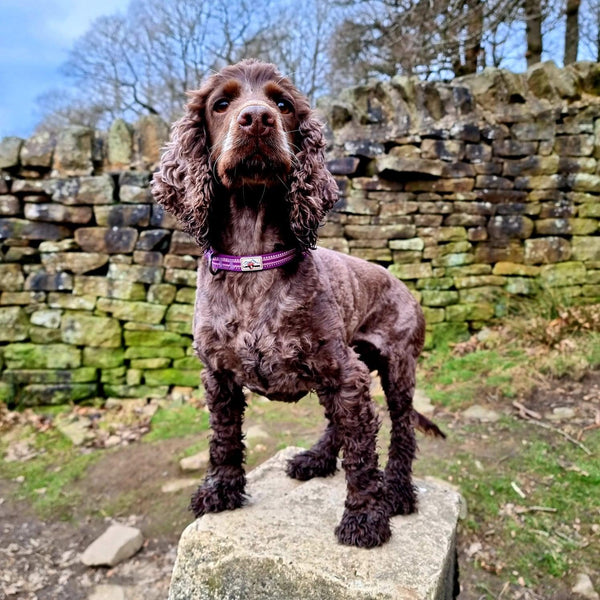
(0, 0, 130, 139)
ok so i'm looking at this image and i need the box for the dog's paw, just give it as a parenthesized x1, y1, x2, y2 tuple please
(334, 508, 392, 548)
(286, 450, 338, 481)
(189, 477, 246, 517)
(386, 479, 417, 516)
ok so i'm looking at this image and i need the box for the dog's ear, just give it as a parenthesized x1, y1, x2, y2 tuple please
(151, 91, 214, 251)
(287, 113, 339, 250)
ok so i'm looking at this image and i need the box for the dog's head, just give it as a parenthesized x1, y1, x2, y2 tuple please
(152, 59, 338, 251)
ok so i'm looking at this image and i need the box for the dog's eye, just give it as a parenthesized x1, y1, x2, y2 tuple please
(213, 99, 230, 113)
(276, 99, 293, 114)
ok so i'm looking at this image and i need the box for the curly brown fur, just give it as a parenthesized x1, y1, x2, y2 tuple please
(152, 59, 444, 549)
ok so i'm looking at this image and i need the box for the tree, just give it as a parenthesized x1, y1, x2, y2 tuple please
(564, 0, 580, 63)
(524, 0, 543, 65)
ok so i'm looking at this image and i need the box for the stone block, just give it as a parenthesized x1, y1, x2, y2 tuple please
(524, 237, 572, 264)
(169, 231, 203, 256)
(150, 204, 181, 228)
(389, 263, 433, 280)
(83, 347, 125, 368)
(124, 330, 189, 347)
(19, 383, 98, 406)
(52, 175, 114, 205)
(130, 358, 172, 369)
(431, 253, 474, 268)
(539, 262, 587, 287)
(25, 270, 73, 292)
(511, 121, 555, 141)
(103, 384, 169, 398)
(144, 369, 201, 387)
(148, 283, 177, 305)
(21, 131, 55, 168)
(41, 252, 108, 274)
(570, 218, 598, 235)
(453, 275, 505, 289)
(492, 139, 536, 157)
(30, 309, 62, 329)
(474, 241, 524, 264)
(421, 290, 459, 307)
(2, 368, 96, 384)
(73, 276, 146, 300)
(327, 157, 361, 175)
(0, 195, 20, 215)
(101, 367, 127, 384)
(24, 203, 92, 224)
(94, 204, 151, 227)
(75, 227, 138, 254)
(492, 262, 540, 276)
(51, 127, 93, 176)
(0, 137, 23, 169)
(107, 119, 133, 168)
(571, 236, 600, 262)
(169, 448, 461, 600)
(175, 287, 196, 304)
(389, 238, 425, 251)
(459, 285, 506, 304)
(81, 524, 144, 567)
(0, 291, 45, 305)
(376, 156, 444, 177)
(134, 115, 169, 167)
(0, 264, 25, 291)
(0, 307, 29, 341)
(405, 178, 474, 193)
(4, 343, 81, 369)
(0, 218, 70, 241)
(124, 346, 185, 359)
(96, 298, 167, 324)
(554, 135, 594, 157)
(165, 268, 198, 287)
(61, 313, 122, 347)
(505, 277, 538, 295)
(166, 304, 195, 322)
(108, 263, 164, 285)
(30, 326, 62, 344)
(445, 303, 494, 322)
(136, 229, 170, 251)
(569, 173, 600, 192)
(133, 251, 163, 266)
(47, 293, 96, 311)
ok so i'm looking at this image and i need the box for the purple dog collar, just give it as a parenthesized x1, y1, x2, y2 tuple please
(206, 248, 300, 273)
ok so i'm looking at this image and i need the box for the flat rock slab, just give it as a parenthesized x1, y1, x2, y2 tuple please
(81, 523, 144, 567)
(169, 447, 462, 600)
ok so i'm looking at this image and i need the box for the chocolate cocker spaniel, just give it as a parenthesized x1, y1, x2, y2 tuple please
(152, 59, 443, 548)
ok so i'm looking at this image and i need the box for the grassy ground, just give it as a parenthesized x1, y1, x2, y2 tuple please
(1, 300, 599, 599)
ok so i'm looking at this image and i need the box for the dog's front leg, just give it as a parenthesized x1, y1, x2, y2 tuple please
(320, 355, 392, 548)
(190, 369, 247, 517)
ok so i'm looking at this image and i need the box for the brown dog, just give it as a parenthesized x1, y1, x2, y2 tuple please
(152, 59, 443, 548)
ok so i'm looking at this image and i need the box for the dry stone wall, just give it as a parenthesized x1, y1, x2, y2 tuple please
(1, 61, 600, 406)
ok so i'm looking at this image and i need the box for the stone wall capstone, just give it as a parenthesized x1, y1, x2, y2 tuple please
(1, 60, 600, 406)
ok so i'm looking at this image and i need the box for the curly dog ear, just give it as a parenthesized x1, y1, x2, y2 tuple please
(151, 91, 215, 252)
(287, 111, 339, 251)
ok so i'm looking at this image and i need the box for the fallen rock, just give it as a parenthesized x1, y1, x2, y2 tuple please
(169, 447, 461, 600)
(56, 418, 94, 446)
(161, 478, 200, 493)
(462, 405, 500, 422)
(179, 449, 210, 472)
(80, 523, 144, 567)
(245, 424, 270, 441)
(547, 406, 576, 420)
(88, 584, 127, 600)
(572, 573, 600, 600)
(413, 388, 435, 415)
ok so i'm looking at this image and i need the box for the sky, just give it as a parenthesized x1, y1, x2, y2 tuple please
(0, 0, 130, 139)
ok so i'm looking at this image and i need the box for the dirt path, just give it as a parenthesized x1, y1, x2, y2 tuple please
(1, 375, 598, 599)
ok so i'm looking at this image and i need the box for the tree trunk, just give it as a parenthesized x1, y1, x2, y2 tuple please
(464, 0, 484, 74)
(524, 0, 543, 66)
(564, 0, 580, 64)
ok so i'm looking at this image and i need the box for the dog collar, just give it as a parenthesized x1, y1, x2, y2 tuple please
(205, 248, 300, 273)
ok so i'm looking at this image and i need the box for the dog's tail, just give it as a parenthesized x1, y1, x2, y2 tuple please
(411, 410, 446, 439)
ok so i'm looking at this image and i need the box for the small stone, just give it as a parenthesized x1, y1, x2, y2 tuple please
(180, 449, 210, 472)
(572, 573, 599, 600)
(462, 405, 500, 422)
(80, 523, 144, 567)
(548, 406, 576, 420)
(161, 478, 200, 493)
(246, 425, 270, 441)
(30, 309, 62, 329)
(56, 418, 93, 446)
(88, 583, 126, 600)
(0, 137, 23, 169)
(413, 389, 434, 415)
(52, 127, 93, 176)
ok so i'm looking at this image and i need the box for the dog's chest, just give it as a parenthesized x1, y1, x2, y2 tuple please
(194, 285, 320, 395)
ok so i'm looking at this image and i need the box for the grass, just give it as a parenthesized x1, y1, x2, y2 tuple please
(0, 427, 100, 519)
(143, 403, 210, 442)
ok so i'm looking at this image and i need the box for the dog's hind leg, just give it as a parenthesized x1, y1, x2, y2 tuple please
(286, 410, 341, 480)
(190, 369, 247, 517)
(379, 352, 418, 516)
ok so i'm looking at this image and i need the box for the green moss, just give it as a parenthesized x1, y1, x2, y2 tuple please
(144, 404, 210, 441)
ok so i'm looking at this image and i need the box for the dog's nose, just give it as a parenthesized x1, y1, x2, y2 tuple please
(237, 105, 276, 136)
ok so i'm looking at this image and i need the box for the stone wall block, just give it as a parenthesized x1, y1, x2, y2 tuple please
(0, 137, 24, 170)
(61, 313, 122, 347)
(107, 119, 133, 168)
(94, 204, 150, 227)
(75, 227, 138, 254)
(21, 131, 55, 169)
(51, 127, 93, 176)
